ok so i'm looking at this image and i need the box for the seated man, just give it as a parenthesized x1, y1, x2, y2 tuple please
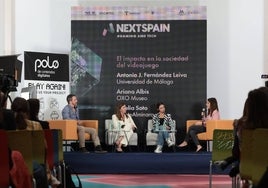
(62, 94, 106, 153)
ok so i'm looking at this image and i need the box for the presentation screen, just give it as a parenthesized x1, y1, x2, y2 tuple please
(71, 6, 207, 138)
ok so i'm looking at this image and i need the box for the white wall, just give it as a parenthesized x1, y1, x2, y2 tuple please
(0, 0, 4, 54)
(206, 0, 231, 118)
(207, 0, 264, 119)
(265, 1, 268, 75)
(0, 0, 15, 55)
(12, 0, 267, 119)
(228, 0, 264, 118)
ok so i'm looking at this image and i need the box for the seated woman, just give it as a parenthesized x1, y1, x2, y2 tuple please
(112, 102, 137, 153)
(11, 97, 43, 131)
(152, 102, 175, 153)
(178, 97, 220, 152)
(27, 98, 50, 129)
(11, 97, 60, 187)
(216, 87, 268, 183)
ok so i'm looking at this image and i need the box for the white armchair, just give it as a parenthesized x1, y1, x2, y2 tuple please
(146, 119, 176, 146)
(105, 119, 138, 146)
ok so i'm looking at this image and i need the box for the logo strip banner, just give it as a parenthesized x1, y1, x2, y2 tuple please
(71, 6, 206, 20)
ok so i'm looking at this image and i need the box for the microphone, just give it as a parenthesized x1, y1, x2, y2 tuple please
(261, 74, 268, 79)
(201, 108, 206, 116)
(74, 105, 79, 120)
(201, 108, 206, 125)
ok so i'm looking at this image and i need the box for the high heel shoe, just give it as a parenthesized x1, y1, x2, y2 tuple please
(116, 147, 123, 153)
(114, 141, 123, 153)
(177, 141, 188, 147)
(196, 145, 202, 152)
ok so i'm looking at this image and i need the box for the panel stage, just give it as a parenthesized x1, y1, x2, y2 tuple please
(64, 152, 231, 174)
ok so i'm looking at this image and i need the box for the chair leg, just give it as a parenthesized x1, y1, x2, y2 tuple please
(62, 161, 66, 188)
(32, 177, 36, 188)
(209, 160, 213, 188)
(207, 141, 212, 152)
(231, 168, 242, 188)
(235, 175, 241, 188)
(144, 144, 148, 152)
(230, 163, 241, 188)
(232, 176, 237, 188)
(128, 145, 132, 152)
(112, 131, 118, 153)
(112, 143, 117, 153)
(123, 131, 131, 152)
(137, 144, 140, 152)
(172, 145, 176, 152)
(64, 140, 67, 152)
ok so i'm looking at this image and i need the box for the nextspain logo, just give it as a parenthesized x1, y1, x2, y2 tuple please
(102, 22, 170, 37)
(102, 23, 115, 36)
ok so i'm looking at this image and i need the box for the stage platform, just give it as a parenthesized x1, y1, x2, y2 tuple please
(64, 152, 230, 174)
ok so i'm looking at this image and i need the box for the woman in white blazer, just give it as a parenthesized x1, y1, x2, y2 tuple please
(112, 103, 137, 152)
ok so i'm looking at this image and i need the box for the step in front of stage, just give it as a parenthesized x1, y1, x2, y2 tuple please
(64, 152, 230, 174)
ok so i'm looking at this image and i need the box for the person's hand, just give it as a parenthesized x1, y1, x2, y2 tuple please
(166, 125, 171, 130)
(194, 121, 203, 126)
(77, 120, 82, 125)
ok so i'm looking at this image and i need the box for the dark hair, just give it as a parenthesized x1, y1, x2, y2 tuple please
(236, 98, 249, 133)
(66, 94, 76, 104)
(27, 98, 40, 121)
(0, 91, 8, 109)
(156, 102, 165, 112)
(11, 97, 29, 130)
(207, 97, 219, 116)
(115, 102, 128, 120)
(242, 98, 249, 118)
(245, 87, 268, 129)
(0, 91, 8, 122)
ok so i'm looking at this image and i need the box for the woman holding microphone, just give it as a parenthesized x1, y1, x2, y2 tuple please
(178, 97, 220, 152)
